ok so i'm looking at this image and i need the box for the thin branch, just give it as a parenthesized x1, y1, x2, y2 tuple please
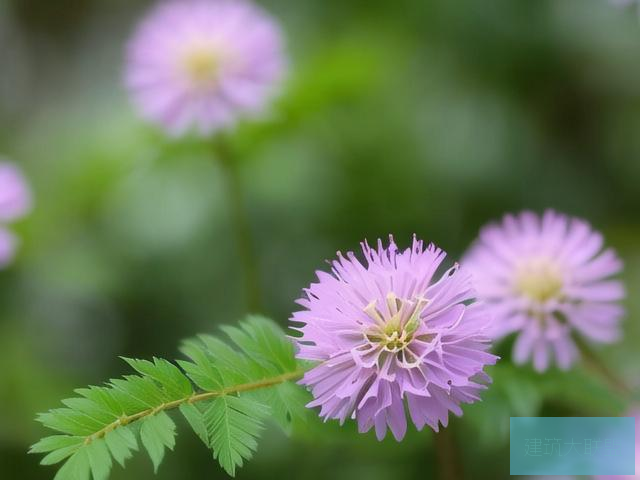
(213, 137, 262, 312)
(574, 335, 635, 401)
(84, 368, 305, 445)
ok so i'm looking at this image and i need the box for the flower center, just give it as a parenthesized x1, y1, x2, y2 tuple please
(514, 257, 564, 303)
(363, 293, 429, 353)
(180, 43, 221, 88)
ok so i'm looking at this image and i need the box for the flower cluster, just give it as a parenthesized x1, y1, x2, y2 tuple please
(291, 236, 498, 440)
(0, 161, 32, 268)
(125, 0, 286, 136)
(464, 210, 624, 372)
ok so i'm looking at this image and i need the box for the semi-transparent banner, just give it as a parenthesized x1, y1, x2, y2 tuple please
(510, 417, 635, 475)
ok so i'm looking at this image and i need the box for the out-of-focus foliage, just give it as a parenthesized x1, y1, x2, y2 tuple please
(1, 0, 639, 479)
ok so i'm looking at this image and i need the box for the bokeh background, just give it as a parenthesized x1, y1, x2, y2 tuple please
(1, 0, 639, 479)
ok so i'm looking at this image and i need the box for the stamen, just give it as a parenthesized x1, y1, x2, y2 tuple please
(386, 292, 402, 316)
(404, 296, 429, 335)
(363, 301, 386, 326)
(362, 294, 431, 356)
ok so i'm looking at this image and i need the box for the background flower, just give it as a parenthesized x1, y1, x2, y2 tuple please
(292, 236, 498, 440)
(464, 210, 624, 372)
(125, 0, 287, 136)
(0, 162, 32, 223)
(0, 161, 32, 268)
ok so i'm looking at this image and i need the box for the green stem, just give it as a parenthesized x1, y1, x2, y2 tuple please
(575, 335, 635, 401)
(84, 368, 305, 445)
(434, 425, 463, 480)
(213, 138, 262, 312)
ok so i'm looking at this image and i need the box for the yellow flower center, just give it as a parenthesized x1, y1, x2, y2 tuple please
(514, 257, 564, 303)
(363, 293, 429, 353)
(180, 44, 221, 88)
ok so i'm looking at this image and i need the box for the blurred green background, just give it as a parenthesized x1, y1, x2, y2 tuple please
(1, 0, 639, 479)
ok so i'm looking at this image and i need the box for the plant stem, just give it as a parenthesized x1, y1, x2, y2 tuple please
(434, 424, 463, 480)
(574, 335, 635, 401)
(84, 368, 305, 445)
(213, 137, 262, 312)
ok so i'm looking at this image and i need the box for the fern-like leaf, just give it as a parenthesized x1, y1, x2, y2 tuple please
(204, 395, 270, 476)
(31, 316, 309, 480)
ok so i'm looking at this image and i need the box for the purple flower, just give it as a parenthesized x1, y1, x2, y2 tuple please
(0, 161, 31, 268)
(125, 0, 287, 136)
(0, 162, 32, 223)
(291, 236, 498, 441)
(464, 210, 624, 373)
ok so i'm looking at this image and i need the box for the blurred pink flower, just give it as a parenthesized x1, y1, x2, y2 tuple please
(464, 210, 624, 372)
(292, 236, 498, 441)
(125, 0, 287, 136)
(0, 162, 32, 222)
(0, 160, 31, 268)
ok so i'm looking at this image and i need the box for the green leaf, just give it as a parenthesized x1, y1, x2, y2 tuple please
(110, 376, 166, 411)
(41, 444, 84, 467)
(74, 387, 123, 418)
(180, 403, 209, 445)
(54, 449, 90, 480)
(231, 315, 298, 373)
(235, 316, 299, 384)
(37, 437, 85, 466)
(104, 427, 138, 468)
(250, 382, 310, 434)
(86, 440, 112, 480)
(204, 395, 270, 477)
(178, 340, 225, 391)
(38, 410, 105, 436)
(123, 357, 192, 399)
(140, 412, 176, 472)
(198, 335, 252, 385)
(30, 435, 84, 454)
(61, 398, 119, 425)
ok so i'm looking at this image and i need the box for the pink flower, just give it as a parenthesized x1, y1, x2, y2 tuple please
(291, 236, 498, 441)
(0, 161, 32, 268)
(0, 162, 32, 222)
(464, 210, 624, 372)
(125, 0, 287, 136)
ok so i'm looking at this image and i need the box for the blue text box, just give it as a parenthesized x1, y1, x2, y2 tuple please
(510, 417, 635, 476)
